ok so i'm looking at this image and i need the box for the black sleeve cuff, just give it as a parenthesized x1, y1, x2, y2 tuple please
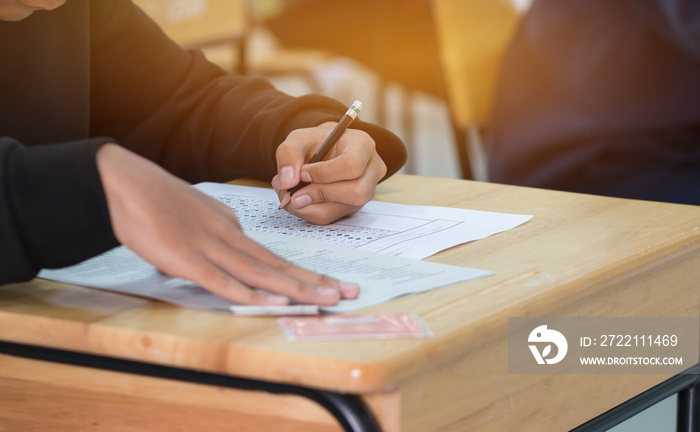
(0, 137, 119, 283)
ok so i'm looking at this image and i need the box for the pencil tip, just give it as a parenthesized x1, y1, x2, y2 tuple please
(278, 193, 291, 210)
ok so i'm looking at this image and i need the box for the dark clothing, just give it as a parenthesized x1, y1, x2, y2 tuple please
(487, 0, 700, 205)
(0, 0, 406, 283)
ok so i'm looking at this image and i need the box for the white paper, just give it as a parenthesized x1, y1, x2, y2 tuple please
(39, 182, 531, 315)
(39, 231, 492, 314)
(195, 183, 532, 260)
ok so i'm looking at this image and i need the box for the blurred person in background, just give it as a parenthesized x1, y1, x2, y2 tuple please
(487, 0, 700, 205)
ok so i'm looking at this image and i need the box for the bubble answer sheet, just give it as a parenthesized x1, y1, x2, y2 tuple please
(39, 183, 532, 315)
(195, 183, 532, 260)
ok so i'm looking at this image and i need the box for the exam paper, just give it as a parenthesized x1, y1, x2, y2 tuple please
(39, 182, 530, 315)
(196, 183, 532, 260)
(39, 231, 492, 314)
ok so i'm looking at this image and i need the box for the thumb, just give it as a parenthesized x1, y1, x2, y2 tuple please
(275, 128, 327, 189)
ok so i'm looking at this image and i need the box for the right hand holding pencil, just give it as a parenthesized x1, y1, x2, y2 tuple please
(272, 123, 387, 225)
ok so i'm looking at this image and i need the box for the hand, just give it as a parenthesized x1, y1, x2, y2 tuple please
(271, 123, 387, 225)
(96, 143, 359, 306)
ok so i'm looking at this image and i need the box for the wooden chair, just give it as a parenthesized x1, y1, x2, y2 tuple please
(431, 0, 522, 180)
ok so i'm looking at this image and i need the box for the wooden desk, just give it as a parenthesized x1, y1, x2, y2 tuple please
(1, 175, 699, 431)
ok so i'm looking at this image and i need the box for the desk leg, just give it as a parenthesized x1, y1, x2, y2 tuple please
(571, 366, 699, 432)
(677, 373, 700, 432)
(0, 341, 382, 432)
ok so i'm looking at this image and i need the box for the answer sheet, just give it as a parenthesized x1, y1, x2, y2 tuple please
(196, 183, 532, 260)
(39, 231, 492, 314)
(39, 182, 532, 315)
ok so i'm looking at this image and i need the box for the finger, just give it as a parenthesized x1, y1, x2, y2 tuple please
(165, 252, 291, 306)
(206, 242, 341, 306)
(209, 195, 244, 230)
(276, 128, 327, 190)
(216, 234, 360, 301)
(289, 169, 380, 211)
(285, 199, 362, 227)
(271, 175, 290, 207)
(241, 233, 360, 299)
(226, 232, 338, 286)
(276, 165, 299, 191)
(241, 243, 360, 300)
(301, 153, 368, 185)
(185, 190, 356, 302)
(301, 132, 379, 184)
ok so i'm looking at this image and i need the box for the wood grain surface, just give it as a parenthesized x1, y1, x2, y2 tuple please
(2, 175, 698, 431)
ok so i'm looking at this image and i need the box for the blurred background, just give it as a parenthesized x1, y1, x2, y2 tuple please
(131, 1, 677, 430)
(133, 0, 532, 182)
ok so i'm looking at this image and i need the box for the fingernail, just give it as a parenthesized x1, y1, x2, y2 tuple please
(339, 282, 360, 298)
(293, 194, 312, 208)
(266, 294, 289, 305)
(317, 287, 340, 299)
(300, 170, 312, 182)
(280, 166, 294, 185)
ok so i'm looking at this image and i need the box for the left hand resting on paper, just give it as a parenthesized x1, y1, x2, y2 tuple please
(97, 143, 360, 307)
(271, 123, 387, 225)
